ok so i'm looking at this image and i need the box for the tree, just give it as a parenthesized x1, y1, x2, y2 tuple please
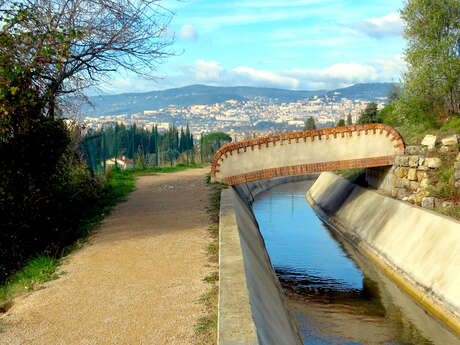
(200, 132, 231, 162)
(346, 113, 353, 125)
(399, 0, 460, 116)
(0, 0, 174, 118)
(304, 116, 317, 130)
(336, 119, 346, 127)
(358, 102, 382, 124)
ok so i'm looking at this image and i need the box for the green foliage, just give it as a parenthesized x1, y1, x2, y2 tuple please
(0, 255, 61, 309)
(396, 0, 460, 125)
(336, 119, 346, 127)
(440, 116, 460, 133)
(358, 102, 382, 124)
(200, 132, 232, 162)
(304, 116, 317, 130)
(80, 124, 195, 172)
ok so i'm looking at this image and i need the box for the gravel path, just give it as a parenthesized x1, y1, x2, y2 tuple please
(0, 168, 212, 345)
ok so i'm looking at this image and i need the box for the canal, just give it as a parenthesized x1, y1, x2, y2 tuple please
(252, 180, 460, 345)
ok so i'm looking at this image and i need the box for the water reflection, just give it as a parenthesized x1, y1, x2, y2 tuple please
(252, 180, 460, 345)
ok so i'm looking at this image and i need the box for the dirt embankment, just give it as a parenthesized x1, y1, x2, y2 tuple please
(0, 168, 214, 345)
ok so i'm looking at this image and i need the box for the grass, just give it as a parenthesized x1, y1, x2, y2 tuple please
(335, 168, 366, 185)
(0, 256, 62, 312)
(194, 175, 227, 343)
(435, 205, 460, 220)
(131, 162, 204, 176)
(0, 163, 202, 317)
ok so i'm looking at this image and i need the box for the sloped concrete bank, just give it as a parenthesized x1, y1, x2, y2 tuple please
(219, 175, 316, 345)
(306, 172, 460, 333)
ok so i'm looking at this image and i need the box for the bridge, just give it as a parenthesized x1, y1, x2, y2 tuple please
(211, 124, 404, 185)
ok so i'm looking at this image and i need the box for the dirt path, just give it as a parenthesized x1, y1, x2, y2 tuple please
(0, 168, 213, 345)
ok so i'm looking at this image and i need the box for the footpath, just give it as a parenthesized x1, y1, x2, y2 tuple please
(0, 168, 212, 345)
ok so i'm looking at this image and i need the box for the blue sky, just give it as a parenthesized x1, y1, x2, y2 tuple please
(100, 0, 406, 94)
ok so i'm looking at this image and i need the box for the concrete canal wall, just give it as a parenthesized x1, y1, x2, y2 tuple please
(306, 172, 460, 333)
(218, 175, 315, 345)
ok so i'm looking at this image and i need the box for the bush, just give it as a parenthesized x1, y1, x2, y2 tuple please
(0, 118, 106, 284)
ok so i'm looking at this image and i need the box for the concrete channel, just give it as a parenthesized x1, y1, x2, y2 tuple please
(218, 172, 460, 344)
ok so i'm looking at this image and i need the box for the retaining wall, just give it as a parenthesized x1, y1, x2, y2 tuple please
(306, 172, 460, 333)
(219, 175, 315, 345)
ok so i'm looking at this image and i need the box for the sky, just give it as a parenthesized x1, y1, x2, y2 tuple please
(99, 0, 407, 94)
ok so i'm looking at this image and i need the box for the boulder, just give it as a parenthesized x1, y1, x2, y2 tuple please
(421, 197, 435, 209)
(421, 135, 437, 150)
(441, 135, 458, 146)
(426, 157, 442, 168)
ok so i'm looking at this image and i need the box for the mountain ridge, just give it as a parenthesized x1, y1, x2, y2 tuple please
(83, 82, 395, 117)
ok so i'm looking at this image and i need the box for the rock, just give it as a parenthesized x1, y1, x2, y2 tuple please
(418, 157, 425, 166)
(441, 201, 454, 208)
(407, 194, 417, 204)
(421, 197, 435, 209)
(457, 152, 460, 162)
(409, 181, 420, 192)
(396, 188, 410, 200)
(441, 135, 458, 146)
(454, 161, 460, 170)
(396, 155, 409, 167)
(415, 190, 430, 205)
(455, 181, 460, 188)
(417, 170, 428, 181)
(421, 135, 437, 150)
(439, 145, 458, 153)
(420, 178, 431, 189)
(395, 167, 408, 178)
(455, 169, 460, 181)
(391, 188, 398, 198)
(409, 155, 419, 167)
(405, 145, 426, 155)
(395, 177, 409, 188)
(417, 165, 429, 171)
(426, 157, 442, 168)
(407, 168, 417, 181)
(439, 145, 450, 153)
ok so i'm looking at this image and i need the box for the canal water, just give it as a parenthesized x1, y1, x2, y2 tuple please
(252, 180, 460, 345)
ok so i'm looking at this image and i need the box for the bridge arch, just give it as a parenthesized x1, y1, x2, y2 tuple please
(211, 124, 404, 185)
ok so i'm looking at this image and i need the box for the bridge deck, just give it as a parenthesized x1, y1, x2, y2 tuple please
(211, 124, 404, 185)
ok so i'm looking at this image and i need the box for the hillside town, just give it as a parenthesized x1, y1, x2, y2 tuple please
(80, 94, 387, 141)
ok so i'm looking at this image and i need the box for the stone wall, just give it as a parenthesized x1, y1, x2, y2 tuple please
(367, 134, 460, 210)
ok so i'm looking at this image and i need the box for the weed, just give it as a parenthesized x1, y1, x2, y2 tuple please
(0, 255, 62, 312)
(195, 316, 217, 332)
(203, 272, 219, 284)
(207, 244, 218, 255)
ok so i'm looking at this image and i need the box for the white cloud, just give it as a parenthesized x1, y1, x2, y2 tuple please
(180, 24, 198, 41)
(168, 58, 403, 90)
(178, 59, 225, 81)
(99, 57, 405, 94)
(354, 13, 402, 39)
(232, 66, 300, 89)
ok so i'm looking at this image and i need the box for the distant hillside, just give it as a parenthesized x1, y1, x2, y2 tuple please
(325, 83, 394, 101)
(82, 83, 395, 117)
